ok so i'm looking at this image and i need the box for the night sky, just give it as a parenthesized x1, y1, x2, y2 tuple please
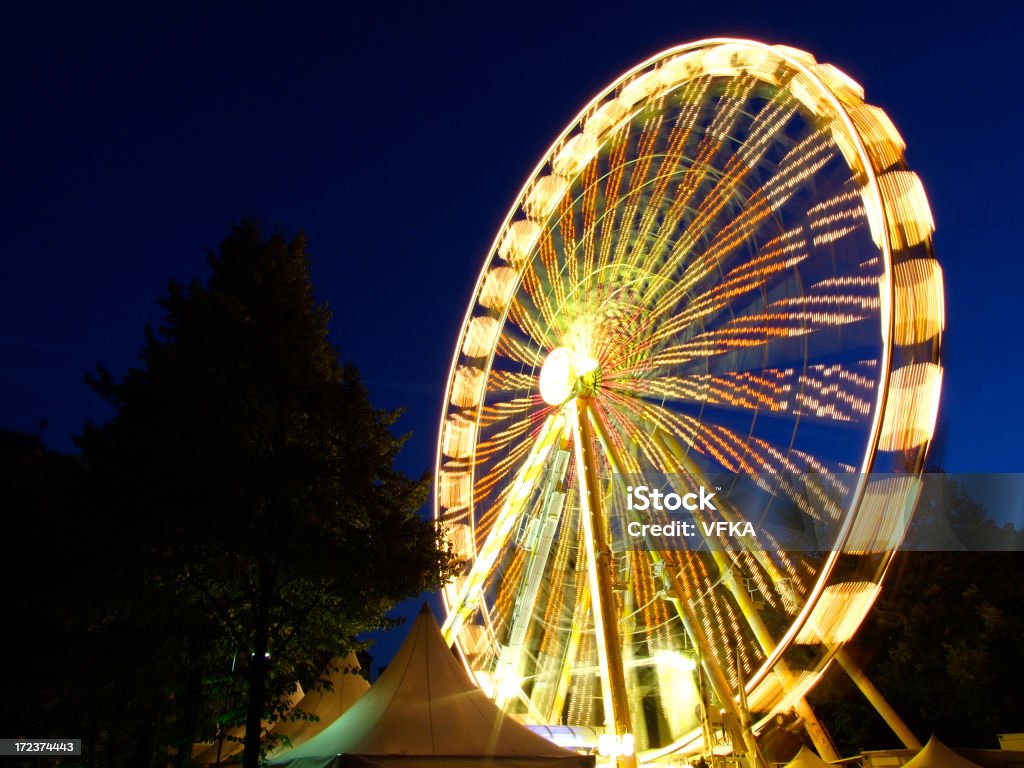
(4, 2, 1023, 664)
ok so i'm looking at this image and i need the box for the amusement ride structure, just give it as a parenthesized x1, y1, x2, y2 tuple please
(434, 39, 944, 768)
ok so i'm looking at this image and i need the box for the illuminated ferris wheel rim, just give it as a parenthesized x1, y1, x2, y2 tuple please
(438, 36, 898, 503)
(434, 37, 942, 759)
(439, 34, 894, 643)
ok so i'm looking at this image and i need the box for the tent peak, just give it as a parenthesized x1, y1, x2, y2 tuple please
(268, 597, 592, 767)
(901, 735, 985, 768)
(783, 744, 835, 768)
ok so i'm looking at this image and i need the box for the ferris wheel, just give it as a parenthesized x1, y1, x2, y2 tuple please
(435, 39, 943, 765)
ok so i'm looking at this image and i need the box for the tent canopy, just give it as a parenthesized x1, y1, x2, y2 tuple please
(902, 737, 985, 768)
(193, 654, 369, 766)
(268, 604, 593, 768)
(267, 655, 371, 758)
(784, 746, 835, 768)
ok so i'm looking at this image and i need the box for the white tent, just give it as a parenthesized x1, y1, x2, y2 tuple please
(192, 654, 369, 766)
(268, 656, 372, 755)
(266, 604, 594, 768)
(783, 746, 835, 768)
(901, 737, 985, 768)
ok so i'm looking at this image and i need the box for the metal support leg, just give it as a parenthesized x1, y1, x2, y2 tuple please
(834, 648, 921, 750)
(571, 398, 637, 768)
(586, 406, 766, 768)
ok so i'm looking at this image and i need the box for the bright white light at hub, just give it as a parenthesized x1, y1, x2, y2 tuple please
(597, 732, 635, 757)
(574, 352, 599, 376)
(539, 347, 576, 405)
(496, 676, 523, 701)
(651, 651, 697, 671)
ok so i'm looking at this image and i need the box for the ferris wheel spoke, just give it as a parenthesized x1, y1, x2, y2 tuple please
(655, 427, 801, 582)
(492, 440, 571, 710)
(473, 417, 532, 461)
(604, 393, 746, 473)
(614, 394, 855, 496)
(519, 261, 562, 340)
(733, 87, 801, 167)
(442, 412, 564, 645)
(477, 394, 535, 427)
(607, 360, 878, 427)
(609, 114, 667, 270)
(595, 125, 633, 279)
(506, 257, 573, 352)
(637, 75, 759, 278)
(598, 394, 681, 475)
(699, 169, 867, 284)
(488, 369, 539, 393)
(639, 89, 800, 293)
(640, 128, 840, 315)
(639, 292, 879, 372)
(554, 190, 580, 291)
(494, 330, 547, 369)
(686, 329, 882, 379)
(538, 229, 571, 317)
(579, 158, 601, 300)
(682, 132, 840, 274)
(623, 77, 713, 275)
(474, 422, 546, 527)
(507, 295, 553, 350)
(644, 228, 812, 349)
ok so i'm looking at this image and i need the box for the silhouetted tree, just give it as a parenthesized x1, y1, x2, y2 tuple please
(78, 221, 455, 767)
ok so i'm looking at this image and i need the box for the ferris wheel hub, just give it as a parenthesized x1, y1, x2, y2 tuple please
(539, 346, 600, 405)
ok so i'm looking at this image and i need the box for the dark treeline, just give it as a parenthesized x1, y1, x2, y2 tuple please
(810, 476, 1024, 755)
(0, 222, 455, 768)
(7, 444, 1022, 765)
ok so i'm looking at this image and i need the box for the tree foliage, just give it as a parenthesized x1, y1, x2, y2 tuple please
(810, 476, 1024, 755)
(1, 222, 454, 767)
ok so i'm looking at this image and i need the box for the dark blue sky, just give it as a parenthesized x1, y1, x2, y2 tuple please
(3, 1, 1023, 659)
(4, 1, 1022, 474)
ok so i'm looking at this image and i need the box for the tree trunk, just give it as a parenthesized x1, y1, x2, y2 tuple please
(243, 568, 273, 768)
(175, 638, 205, 768)
(83, 691, 98, 768)
(132, 690, 160, 768)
